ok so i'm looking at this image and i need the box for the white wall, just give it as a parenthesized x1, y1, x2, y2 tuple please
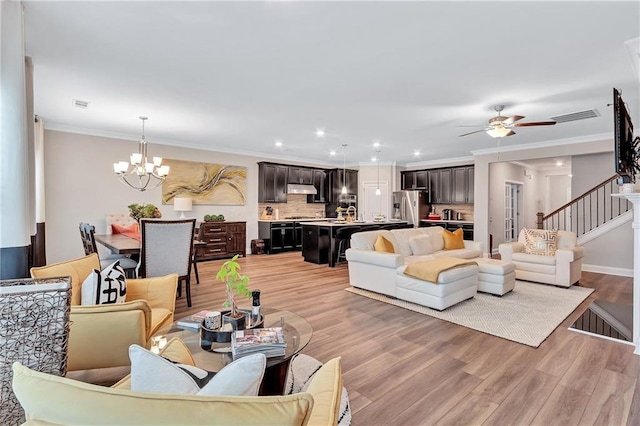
(488, 162, 540, 249)
(43, 130, 323, 263)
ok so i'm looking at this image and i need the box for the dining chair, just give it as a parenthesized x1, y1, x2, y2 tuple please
(79, 222, 138, 277)
(0, 276, 71, 425)
(139, 219, 197, 307)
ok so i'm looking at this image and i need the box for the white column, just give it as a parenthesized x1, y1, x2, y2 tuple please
(612, 193, 640, 354)
(1, 1, 30, 278)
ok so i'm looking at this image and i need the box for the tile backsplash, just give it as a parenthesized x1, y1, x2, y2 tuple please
(431, 204, 474, 221)
(258, 194, 325, 219)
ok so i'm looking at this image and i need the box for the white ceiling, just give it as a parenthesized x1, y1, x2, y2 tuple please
(23, 1, 640, 167)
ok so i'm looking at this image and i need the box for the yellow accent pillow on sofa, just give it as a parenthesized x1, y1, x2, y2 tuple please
(374, 235, 395, 253)
(443, 228, 464, 250)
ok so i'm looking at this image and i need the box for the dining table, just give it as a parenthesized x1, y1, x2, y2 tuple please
(94, 233, 206, 255)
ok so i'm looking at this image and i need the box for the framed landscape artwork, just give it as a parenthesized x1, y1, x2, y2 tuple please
(162, 159, 247, 205)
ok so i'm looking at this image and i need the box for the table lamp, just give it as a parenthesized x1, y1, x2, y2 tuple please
(174, 197, 193, 219)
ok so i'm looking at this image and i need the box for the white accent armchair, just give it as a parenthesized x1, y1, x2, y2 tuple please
(499, 229, 584, 288)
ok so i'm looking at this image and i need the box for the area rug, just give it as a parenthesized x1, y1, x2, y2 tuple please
(345, 281, 594, 348)
(285, 353, 351, 425)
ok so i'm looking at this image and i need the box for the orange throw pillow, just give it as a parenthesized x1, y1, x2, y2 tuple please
(112, 223, 139, 235)
(374, 235, 395, 253)
(443, 228, 464, 250)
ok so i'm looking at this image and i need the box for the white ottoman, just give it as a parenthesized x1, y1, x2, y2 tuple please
(395, 264, 478, 311)
(475, 258, 516, 296)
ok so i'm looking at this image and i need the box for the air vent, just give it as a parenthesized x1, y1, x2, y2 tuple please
(72, 99, 90, 109)
(549, 109, 599, 123)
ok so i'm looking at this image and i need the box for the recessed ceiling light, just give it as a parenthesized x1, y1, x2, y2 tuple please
(275, 140, 283, 147)
(315, 129, 325, 138)
(373, 141, 381, 148)
(413, 150, 420, 157)
(329, 150, 336, 156)
(556, 161, 563, 166)
(371, 156, 378, 162)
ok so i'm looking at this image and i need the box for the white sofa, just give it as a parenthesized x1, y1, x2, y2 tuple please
(345, 226, 483, 298)
(498, 229, 584, 288)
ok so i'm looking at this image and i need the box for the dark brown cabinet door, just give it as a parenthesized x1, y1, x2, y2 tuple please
(259, 163, 288, 203)
(226, 222, 246, 255)
(452, 167, 467, 204)
(428, 170, 440, 202)
(415, 171, 428, 189)
(438, 169, 452, 203)
(466, 166, 474, 203)
(401, 171, 416, 190)
(308, 169, 327, 203)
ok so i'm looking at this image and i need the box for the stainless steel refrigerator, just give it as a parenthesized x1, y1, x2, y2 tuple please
(393, 190, 431, 227)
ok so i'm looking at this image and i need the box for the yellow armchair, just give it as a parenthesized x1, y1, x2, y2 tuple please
(30, 253, 178, 371)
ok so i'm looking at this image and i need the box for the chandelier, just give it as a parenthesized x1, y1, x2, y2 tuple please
(113, 116, 169, 191)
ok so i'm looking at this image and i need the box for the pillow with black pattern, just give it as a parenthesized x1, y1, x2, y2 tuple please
(129, 344, 266, 396)
(81, 260, 126, 305)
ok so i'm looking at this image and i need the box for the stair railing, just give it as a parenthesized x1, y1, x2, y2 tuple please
(540, 175, 631, 237)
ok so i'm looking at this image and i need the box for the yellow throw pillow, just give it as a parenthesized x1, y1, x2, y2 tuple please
(374, 235, 395, 253)
(523, 228, 558, 256)
(443, 228, 464, 250)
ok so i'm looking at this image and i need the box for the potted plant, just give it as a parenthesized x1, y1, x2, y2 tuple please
(215, 254, 252, 330)
(128, 203, 162, 222)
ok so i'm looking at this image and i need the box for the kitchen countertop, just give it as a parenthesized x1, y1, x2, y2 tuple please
(258, 218, 327, 223)
(301, 220, 408, 227)
(420, 219, 474, 224)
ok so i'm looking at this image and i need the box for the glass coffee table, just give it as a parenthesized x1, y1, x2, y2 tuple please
(153, 307, 313, 395)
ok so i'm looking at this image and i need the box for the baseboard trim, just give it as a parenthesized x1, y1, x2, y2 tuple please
(582, 264, 633, 277)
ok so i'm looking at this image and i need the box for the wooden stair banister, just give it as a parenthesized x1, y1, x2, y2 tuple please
(540, 174, 631, 236)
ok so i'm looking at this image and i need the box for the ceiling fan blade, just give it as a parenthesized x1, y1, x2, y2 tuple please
(514, 121, 557, 127)
(505, 130, 516, 137)
(503, 115, 525, 125)
(458, 129, 487, 137)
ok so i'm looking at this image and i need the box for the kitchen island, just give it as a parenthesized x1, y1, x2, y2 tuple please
(301, 220, 410, 267)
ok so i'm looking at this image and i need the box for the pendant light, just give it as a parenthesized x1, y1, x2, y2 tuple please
(375, 150, 381, 196)
(113, 116, 169, 191)
(341, 144, 348, 195)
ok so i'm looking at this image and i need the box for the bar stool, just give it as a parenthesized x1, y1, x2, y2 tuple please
(335, 226, 360, 264)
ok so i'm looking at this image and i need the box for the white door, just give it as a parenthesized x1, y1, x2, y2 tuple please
(363, 181, 389, 221)
(504, 182, 522, 242)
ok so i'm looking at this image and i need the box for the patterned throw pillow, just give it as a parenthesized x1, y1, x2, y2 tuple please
(523, 228, 558, 256)
(81, 260, 127, 305)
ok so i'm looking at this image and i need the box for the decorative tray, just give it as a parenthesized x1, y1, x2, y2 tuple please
(200, 309, 263, 347)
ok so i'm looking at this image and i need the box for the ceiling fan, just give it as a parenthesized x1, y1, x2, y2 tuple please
(458, 105, 556, 138)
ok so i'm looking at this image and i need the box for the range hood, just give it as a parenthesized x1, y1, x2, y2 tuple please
(287, 184, 317, 195)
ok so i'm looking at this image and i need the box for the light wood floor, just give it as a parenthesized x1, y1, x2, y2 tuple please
(81, 253, 640, 425)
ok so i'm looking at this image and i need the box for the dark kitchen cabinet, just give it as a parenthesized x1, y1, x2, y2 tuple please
(466, 166, 475, 204)
(438, 169, 452, 204)
(452, 167, 467, 204)
(452, 166, 475, 204)
(288, 167, 313, 185)
(258, 221, 303, 254)
(327, 169, 358, 203)
(258, 162, 288, 203)
(401, 171, 427, 190)
(307, 169, 327, 203)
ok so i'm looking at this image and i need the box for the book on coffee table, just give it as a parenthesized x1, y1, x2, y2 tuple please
(176, 310, 214, 330)
(231, 327, 286, 359)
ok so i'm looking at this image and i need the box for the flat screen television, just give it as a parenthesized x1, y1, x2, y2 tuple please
(613, 88, 638, 183)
